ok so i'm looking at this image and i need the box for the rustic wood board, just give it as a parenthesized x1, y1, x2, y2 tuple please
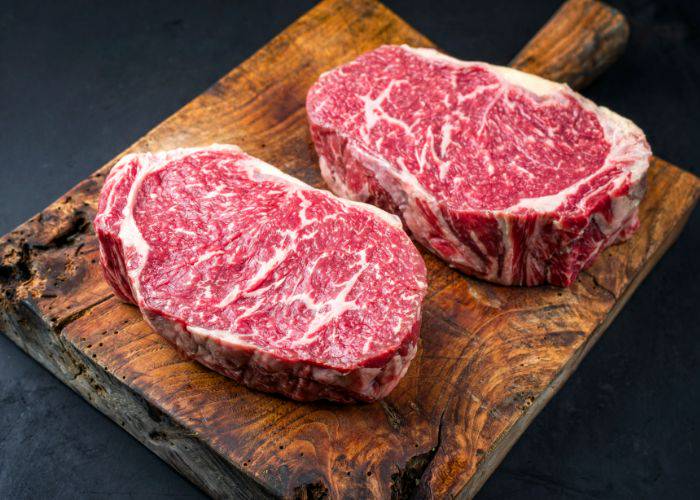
(1, 0, 698, 498)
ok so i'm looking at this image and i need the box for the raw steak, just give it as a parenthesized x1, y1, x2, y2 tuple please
(94, 145, 427, 403)
(306, 45, 651, 286)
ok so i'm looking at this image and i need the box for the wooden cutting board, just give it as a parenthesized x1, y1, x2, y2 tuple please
(1, 0, 698, 498)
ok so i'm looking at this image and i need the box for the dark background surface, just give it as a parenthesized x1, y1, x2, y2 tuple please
(1, 0, 698, 497)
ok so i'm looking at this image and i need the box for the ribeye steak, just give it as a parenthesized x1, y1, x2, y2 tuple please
(307, 45, 651, 286)
(94, 145, 427, 402)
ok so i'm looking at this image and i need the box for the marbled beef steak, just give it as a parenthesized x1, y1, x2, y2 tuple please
(94, 145, 427, 402)
(307, 45, 651, 286)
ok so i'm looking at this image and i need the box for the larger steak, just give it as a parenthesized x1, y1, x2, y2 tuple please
(307, 45, 651, 286)
(94, 145, 427, 403)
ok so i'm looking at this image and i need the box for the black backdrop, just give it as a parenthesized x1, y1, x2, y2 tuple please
(1, 0, 698, 498)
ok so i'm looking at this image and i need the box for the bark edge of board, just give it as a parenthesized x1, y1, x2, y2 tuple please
(0, 0, 698, 498)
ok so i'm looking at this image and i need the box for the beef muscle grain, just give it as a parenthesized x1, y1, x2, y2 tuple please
(94, 145, 427, 403)
(307, 45, 651, 286)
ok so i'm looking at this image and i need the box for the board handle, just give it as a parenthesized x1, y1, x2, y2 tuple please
(510, 0, 629, 90)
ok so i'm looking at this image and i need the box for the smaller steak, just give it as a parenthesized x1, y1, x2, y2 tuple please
(94, 145, 427, 402)
(307, 45, 651, 286)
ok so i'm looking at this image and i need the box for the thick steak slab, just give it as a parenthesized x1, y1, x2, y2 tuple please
(306, 45, 651, 286)
(94, 145, 427, 402)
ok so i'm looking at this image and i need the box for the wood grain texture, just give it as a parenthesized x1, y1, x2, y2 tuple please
(0, 0, 697, 498)
(511, 0, 629, 87)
